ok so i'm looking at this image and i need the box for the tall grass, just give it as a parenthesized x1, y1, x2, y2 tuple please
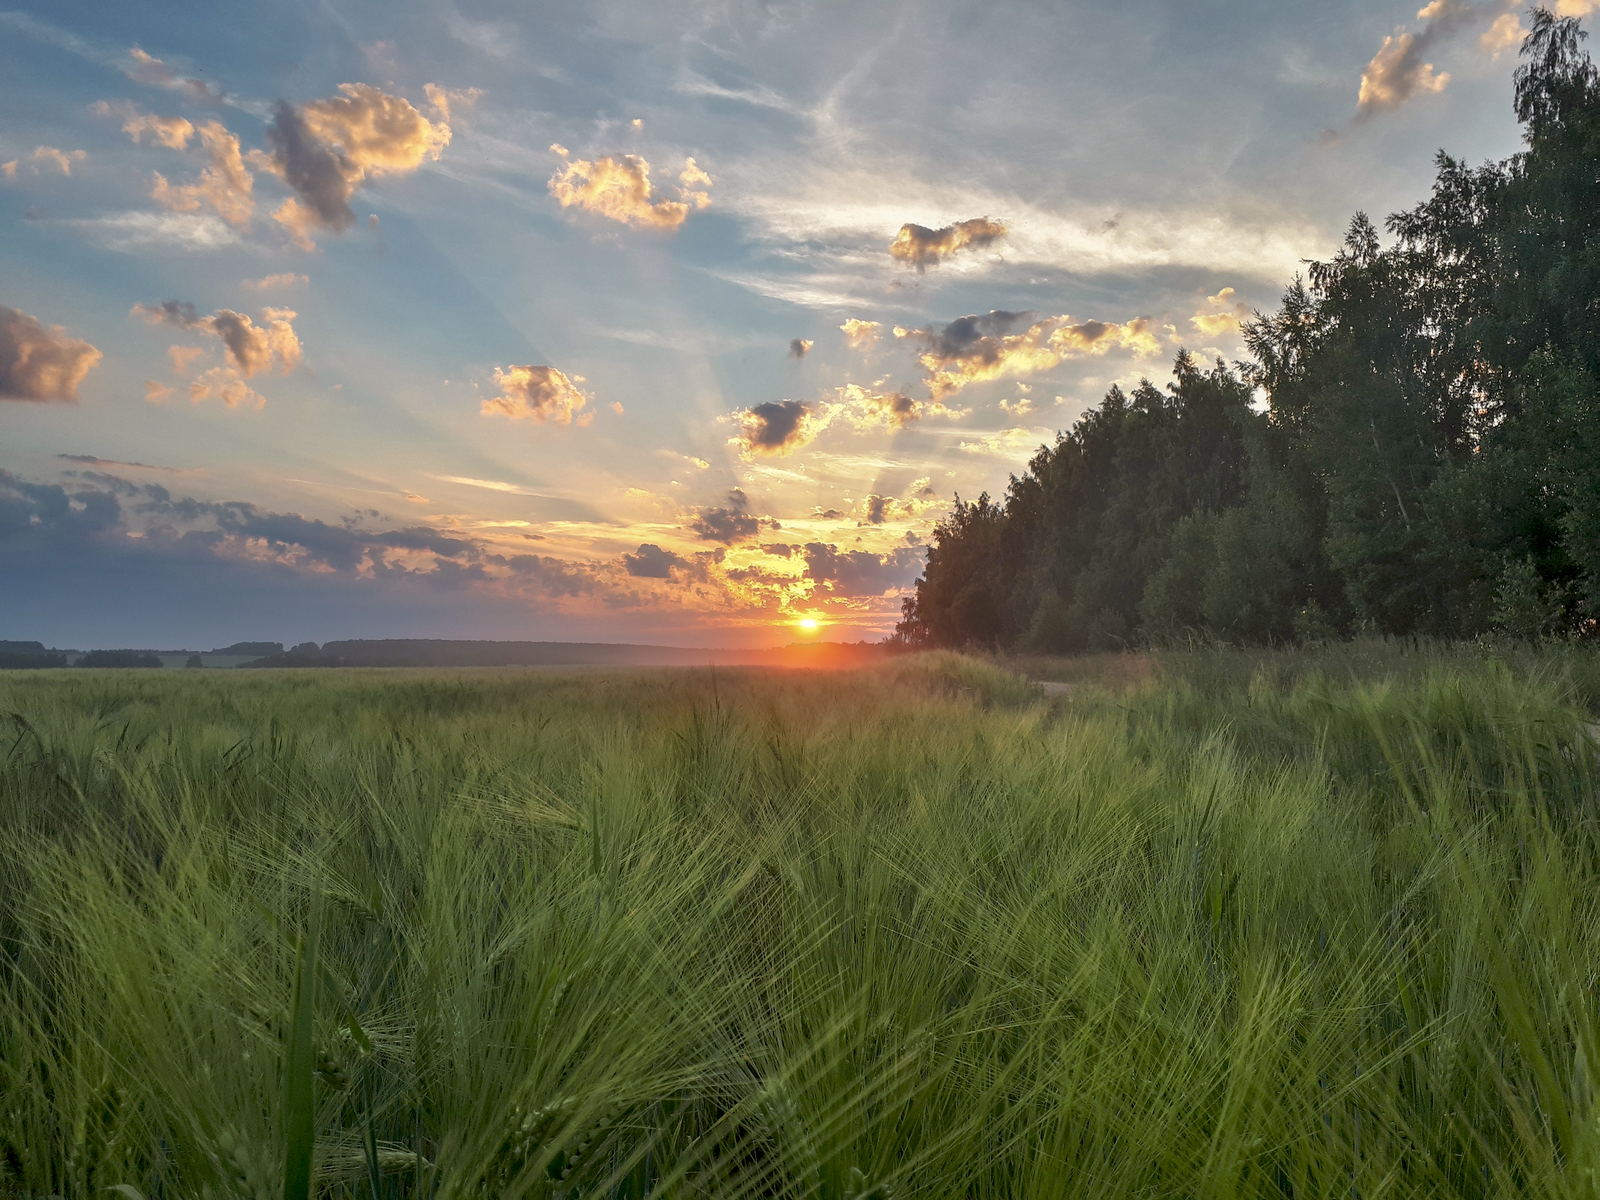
(1, 654, 1598, 1197)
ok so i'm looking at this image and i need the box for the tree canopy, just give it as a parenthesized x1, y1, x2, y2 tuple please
(898, 14, 1600, 650)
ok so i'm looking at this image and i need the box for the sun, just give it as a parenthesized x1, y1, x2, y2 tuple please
(798, 617, 819, 631)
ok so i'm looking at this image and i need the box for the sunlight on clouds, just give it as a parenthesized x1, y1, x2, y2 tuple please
(888, 216, 1007, 269)
(729, 400, 830, 457)
(958, 427, 1047, 458)
(902, 310, 1161, 399)
(481, 365, 591, 425)
(548, 146, 710, 231)
(1481, 12, 1525, 56)
(1358, 33, 1449, 114)
(266, 84, 450, 246)
(187, 366, 263, 408)
(26, 146, 86, 175)
(150, 121, 253, 228)
(1190, 287, 1250, 338)
(840, 318, 881, 350)
(90, 100, 193, 148)
(133, 301, 302, 377)
(0, 304, 102, 402)
(243, 273, 307, 291)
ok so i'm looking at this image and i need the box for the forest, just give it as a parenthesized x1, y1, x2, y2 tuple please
(898, 12, 1600, 651)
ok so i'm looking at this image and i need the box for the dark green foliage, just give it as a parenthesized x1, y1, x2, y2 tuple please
(0, 651, 67, 669)
(75, 650, 163, 668)
(901, 15, 1600, 650)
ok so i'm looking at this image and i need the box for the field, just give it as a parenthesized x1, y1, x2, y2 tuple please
(3, 646, 1600, 1199)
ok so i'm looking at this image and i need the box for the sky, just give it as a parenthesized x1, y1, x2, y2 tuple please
(0, 0, 1580, 649)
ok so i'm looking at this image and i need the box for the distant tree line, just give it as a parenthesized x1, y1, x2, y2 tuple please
(898, 14, 1600, 650)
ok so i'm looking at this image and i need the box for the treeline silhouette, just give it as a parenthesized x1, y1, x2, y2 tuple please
(898, 14, 1600, 650)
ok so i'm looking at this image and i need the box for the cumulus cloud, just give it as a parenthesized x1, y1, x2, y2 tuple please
(90, 100, 193, 148)
(1481, 11, 1526, 54)
(1190, 287, 1251, 338)
(888, 217, 1007, 269)
(0, 305, 102, 401)
(187, 366, 263, 408)
(729, 398, 828, 457)
(1352, 0, 1523, 119)
(622, 543, 689, 578)
(480, 365, 591, 425)
(133, 301, 302, 377)
(150, 120, 253, 227)
(23, 146, 87, 175)
(265, 84, 450, 246)
(167, 344, 205, 374)
(547, 145, 710, 230)
(789, 338, 813, 358)
(840, 318, 881, 350)
(834, 383, 966, 430)
(803, 542, 923, 597)
(902, 310, 1161, 398)
(691, 488, 761, 544)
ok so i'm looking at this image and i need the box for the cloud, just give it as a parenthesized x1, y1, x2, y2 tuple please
(547, 145, 709, 230)
(422, 82, 483, 125)
(0, 305, 102, 402)
(802, 542, 923, 597)
(68, 211, 240, 251)
(480, 365, 591, 425)
(680, 157, 713, 188)
(1481, 12, 1526, 55)
(958, 427, 1046, 457)
(621, 543, 688, 578)
(124, 46, 223, 101)
(1189, 287, 1251, 338)
(840, 318, 881, 350)
(133, 301, 302, 376)
(90, 99, 193, 148)
(168, 344, 206, 374)
(729, 399, 827, 457)
(834, 383, 966, 430)
(265, 84, 450, 245)
(144, 380, 173, 402)
(149, 120, 253, 228)
(902, 310, 1162, 398)
(1352, 0, 1513, 119)
(187, 366, 263, 408)
(243, 272, 308, 291)
(691, 488, 761, 544)
(789, 338, 813, 358)
(57, 454, 186, 472)
(888, 217, 1007, 269)
(26, 146, 87, 175)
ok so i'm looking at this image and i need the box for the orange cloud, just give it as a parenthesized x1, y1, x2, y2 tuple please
(29, 147, 87, 175)
(265, 85, 450, 245)
(888, 217, 1007, 269)
(187, 366, 263, 409)
(1189, 287, 1251, 338)
(547, 146, 709, 230)
(0, 304, 102, 402)
(150, 120, 253, 228)
(124, 46, 223, 101)
(835, 383, 966, 430)
(729, 399, 829, 457)
(840, 318, 881, 350)
(904, 310, 1162, 398)
(481, 365, 591, 425)
(167, 344, 206, 374)
(133, 301, 302, 377)
(1358, 32, 1449, 113)
(90, 100, 194, 149)
(1480, 12, 1525, 55)
(143, 380, 174, 403)
(423, 83, 483, 125)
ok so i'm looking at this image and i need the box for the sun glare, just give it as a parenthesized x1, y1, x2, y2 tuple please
(798, 617, 819, 631)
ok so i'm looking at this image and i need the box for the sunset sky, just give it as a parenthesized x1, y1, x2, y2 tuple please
(0, 0, 1570, 648)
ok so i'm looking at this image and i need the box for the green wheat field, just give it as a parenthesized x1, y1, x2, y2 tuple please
(5, 646, 1600, 1198)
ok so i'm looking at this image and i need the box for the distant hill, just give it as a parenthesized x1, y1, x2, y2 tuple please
(240, 638, 892, 669)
